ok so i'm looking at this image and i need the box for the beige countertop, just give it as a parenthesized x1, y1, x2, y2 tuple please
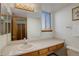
(1, 39, 64, 56)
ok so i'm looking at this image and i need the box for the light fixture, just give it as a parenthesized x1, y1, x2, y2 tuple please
(15, 3, 35, 12)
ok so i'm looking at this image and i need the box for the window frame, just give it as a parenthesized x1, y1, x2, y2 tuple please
(41, 11, 52, 32)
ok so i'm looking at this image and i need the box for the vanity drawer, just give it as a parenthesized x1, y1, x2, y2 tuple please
(39, 48, 48, 56)
(39, 53, 48, 56)
(19, 51, 39, 56)
(48, 45, 57, 53)
(56, 43, 64, 49)
(31, 51, 39, 56)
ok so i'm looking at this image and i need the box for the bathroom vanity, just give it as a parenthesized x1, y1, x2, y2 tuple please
(19, 43, 64, 56)
(1, 39, 66, 56)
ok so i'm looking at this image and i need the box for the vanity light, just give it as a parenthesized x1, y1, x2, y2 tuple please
(15, 3, 35, 12)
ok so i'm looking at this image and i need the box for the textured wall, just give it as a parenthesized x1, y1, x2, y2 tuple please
(55, 4, 79, 55)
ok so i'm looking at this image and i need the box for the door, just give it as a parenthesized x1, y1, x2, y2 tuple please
(17, 24, 25, 40)
(17, 24, 22, 40)
(22, 24, 25, 39)
(12, 16, 27, 41)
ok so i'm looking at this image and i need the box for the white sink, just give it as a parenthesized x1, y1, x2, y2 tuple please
(1, 43, 33, 56)
(13, 43, 33, 51)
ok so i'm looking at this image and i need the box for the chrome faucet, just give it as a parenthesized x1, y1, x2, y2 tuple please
(24, 38, 27, 44)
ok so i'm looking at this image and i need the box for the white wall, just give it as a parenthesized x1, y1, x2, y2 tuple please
(27, 17, 41, 40)
(55, 4, 79, 50)
(27, 14, 54, 41)
(0, 33, 11, 50)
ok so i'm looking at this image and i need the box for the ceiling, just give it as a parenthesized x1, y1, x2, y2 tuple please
(2, 3, 74, 18)
(38, 3, 71, 12)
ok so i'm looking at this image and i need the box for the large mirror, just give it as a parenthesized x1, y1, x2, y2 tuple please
(0, 3, 27, 42)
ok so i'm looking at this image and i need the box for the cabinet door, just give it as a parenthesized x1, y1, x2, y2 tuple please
(48, 45, 57, 54)
(39, 48, 48, 56)
(56, 43, 64, 50)
(19, 51, 39, 56)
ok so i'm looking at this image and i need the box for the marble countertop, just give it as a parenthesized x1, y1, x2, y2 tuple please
(1, 39, 64, 56)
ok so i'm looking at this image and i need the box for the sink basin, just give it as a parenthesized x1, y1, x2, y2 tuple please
(2, 43, 33, 55)
(13, 43, 33, 50)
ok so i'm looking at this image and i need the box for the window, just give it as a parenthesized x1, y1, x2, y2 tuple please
(41, 11, 52, 32)
(0, 15, 11, 34)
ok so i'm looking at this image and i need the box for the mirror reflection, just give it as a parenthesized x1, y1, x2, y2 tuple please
(12, 16, 27, 41)
(0, 4, 12, 36)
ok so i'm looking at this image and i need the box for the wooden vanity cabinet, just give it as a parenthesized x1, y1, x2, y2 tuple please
(19, 48, 49, 56)
(18, 43, 64, 56)
(48, 43, 64, 54)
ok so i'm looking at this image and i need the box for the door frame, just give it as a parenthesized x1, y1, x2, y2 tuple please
(11, 15, 27, 41)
